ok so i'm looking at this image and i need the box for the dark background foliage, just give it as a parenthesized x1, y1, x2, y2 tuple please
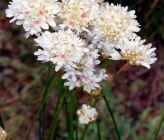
(0, 0, 164, 139)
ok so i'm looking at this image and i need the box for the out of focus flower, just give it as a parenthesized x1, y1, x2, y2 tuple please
(77, 104, 98, 124)
(0, 127, 8, 140)
(59, 0, 100, 32)
(6, 0, 60, 37)
(110, 37, 157, 69)
(94, 3, 140, 41)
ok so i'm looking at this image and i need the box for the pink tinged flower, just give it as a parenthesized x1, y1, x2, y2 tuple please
(34, 30, 85, 72)
(69, 22, 75, 27)
(25, 11, 29, 15)
(34, 20, 40, 25)
(5, 0, 60, 37)
(39, 11, 44, 15)
(63, 40, 69, 44)
(82, 75, 87, 80)
(81, 13, 86, 19)
(61, 54, 66, 59)
(60, 0, 99, 31)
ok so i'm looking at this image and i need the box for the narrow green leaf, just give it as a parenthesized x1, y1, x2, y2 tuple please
(26, 71, 57, 140)
(154, 113, 164, 140)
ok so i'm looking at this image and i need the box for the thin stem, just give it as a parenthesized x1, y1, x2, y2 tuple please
(96, 63, 129, 108)
(49, 89, 70, 140)
(49, 103, 65, 140)
(154, 113, 164, 140)
(46, 89, 63, 140)
(96, 120, 101, 140)
(46, 88, 71, 140)
(69, 92, 75, 140)
(0, 114, 4, 129)
(45, 89, 63, 140)
(91, 99, 95, 107)
(75, 95, 78, 140)
(26, 71, 57, 140)
(39, 62, 51, 140)
(80, 124, 89, 140)
(103, 95, 121, 140)
(80, 63, 128, 140)
(64, 99, 70, 137)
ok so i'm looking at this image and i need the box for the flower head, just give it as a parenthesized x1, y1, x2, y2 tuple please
(94, 3, 140, 41)
(110, 37, 157, 69)
(77, 104, 98, 124)
(34, 30, 88, 71)
(63, 43, 107, 93)
(59, 0, 100, 32)
(6, 0, 60, 37)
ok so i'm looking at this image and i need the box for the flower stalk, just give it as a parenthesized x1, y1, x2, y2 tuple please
(154, 113, 164, 140)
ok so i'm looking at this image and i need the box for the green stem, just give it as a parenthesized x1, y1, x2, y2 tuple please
(45, 90, 62, 140)
(103, 95, 121, 140)
(96, 63, 129, 108)
(46, 88, 70, 140)
(80, 124, 89, 140)
(0, 114, 4, 129)
(49, 103, 64, 140)
(69, 92, 74, 140)
(64, 99, 70, 137)
(39, 62, 51, 140)
(75, 95, 78, 140)
(49, 89, 70, 140)
(154, 113, 164, 140)
(80, 63, 128, 140)
(96, 120, 101, 140)
(26, 71, 57, 140)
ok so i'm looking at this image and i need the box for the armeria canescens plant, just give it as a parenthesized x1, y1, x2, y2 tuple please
(5, 0, 160, 140)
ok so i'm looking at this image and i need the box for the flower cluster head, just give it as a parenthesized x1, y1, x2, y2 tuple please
(6, 0, 157, 94)
(110, 37, 157, 69)
(77, 104, 98, 124)
(94, 3, 140, 41)
(0, 127, 8, 140)
(6, 0, 60, 37)
(59, 0, 100, 32)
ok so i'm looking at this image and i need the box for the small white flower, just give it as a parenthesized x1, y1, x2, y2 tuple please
(98, 40, 117, 59)
(77, 104, 98, 124)
(6, 0, 60, 37)
(80, 69, 107, 93)
(110, 37, 157, 69)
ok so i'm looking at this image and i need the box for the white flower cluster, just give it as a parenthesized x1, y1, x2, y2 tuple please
(94, 3, 140, 41)
(110, 37, 157, 69)
(59, 0, 100, 32)
(77, 104, 98, 124)
(6, 0, 60, 37)
(6, 0, 157, 93)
